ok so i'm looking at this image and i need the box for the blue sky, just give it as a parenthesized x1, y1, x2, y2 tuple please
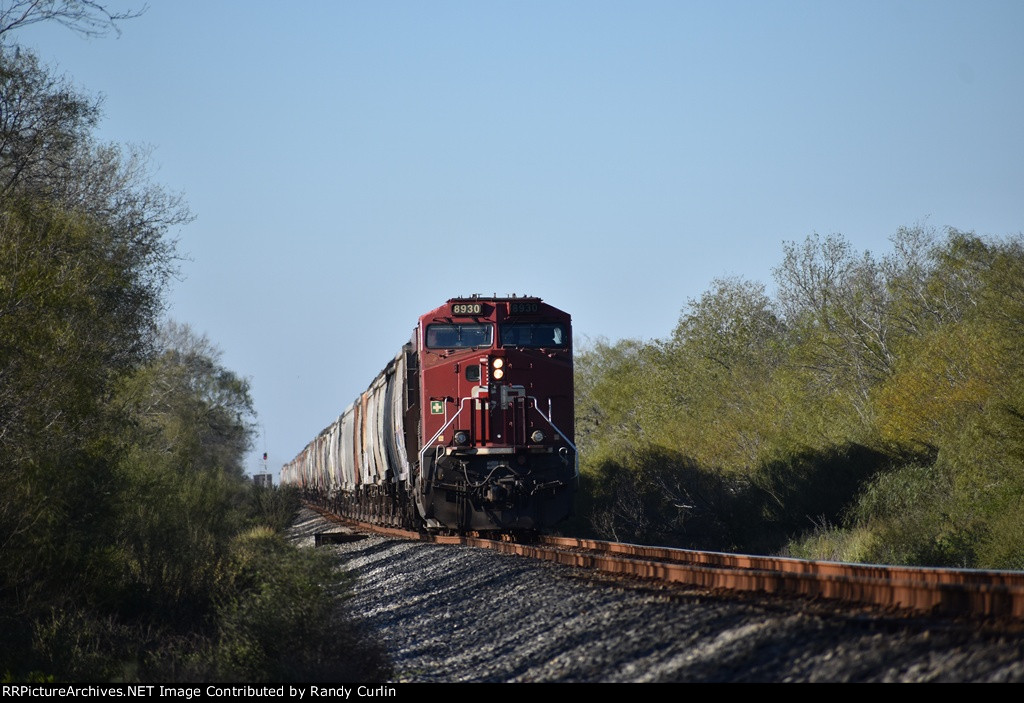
(14, 1, 1024, 476)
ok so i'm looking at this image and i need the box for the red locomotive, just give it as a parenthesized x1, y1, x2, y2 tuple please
(281, 295, 576, 532)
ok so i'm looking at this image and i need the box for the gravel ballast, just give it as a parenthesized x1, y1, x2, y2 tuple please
(288, 508, 1024, 682)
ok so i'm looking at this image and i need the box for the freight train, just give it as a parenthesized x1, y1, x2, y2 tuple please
(281, 296, 577, 533)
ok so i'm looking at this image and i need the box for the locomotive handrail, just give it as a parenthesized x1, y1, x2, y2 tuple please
(525, 395, 577, 452)
(419, 396, 576, 452)
(418, 394, 578, 485)
(526, 395, 579, 479)
(418, 396, 475, 490)
(419, 396, 473, 452)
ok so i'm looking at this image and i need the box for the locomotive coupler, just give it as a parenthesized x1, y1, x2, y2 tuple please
(486, 484, 507, 504)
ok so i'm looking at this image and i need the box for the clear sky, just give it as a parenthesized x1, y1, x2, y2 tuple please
(14, 1, 1024, 477)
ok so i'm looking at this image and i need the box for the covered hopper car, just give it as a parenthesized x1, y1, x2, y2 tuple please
(281, 296, 577, 532)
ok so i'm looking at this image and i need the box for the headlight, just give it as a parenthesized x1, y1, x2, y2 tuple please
(454, 431, 469, 445)
(531, 430, 545, 443)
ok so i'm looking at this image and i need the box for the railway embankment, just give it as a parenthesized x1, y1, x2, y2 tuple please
(288, 507, 1024, 683)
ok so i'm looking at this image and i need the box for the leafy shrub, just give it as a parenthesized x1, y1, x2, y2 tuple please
(171, 528, 390, 683)
(245, 484, 302, 533)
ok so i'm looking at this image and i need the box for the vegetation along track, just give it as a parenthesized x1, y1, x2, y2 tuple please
(308, 504, 1024, 621)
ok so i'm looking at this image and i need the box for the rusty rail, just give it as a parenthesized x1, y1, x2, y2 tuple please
(425, 534, 1024, 618)
(307, 504, 1024, 619)
(539, 536, 1024, 587)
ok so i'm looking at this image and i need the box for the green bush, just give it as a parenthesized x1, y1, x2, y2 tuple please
(245, 484, 302, 533)
(170, 528, 391, 683)
(782, 523, 877, 563)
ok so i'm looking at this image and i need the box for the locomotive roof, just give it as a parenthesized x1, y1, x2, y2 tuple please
(447, 295, 542, 302)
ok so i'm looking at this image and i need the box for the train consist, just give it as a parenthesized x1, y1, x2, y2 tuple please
(281, 296, 577, 533)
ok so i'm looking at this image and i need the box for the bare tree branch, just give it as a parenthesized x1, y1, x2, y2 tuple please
(0, 0, 145, 41)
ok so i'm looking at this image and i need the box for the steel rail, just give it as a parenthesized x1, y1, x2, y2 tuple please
(537, 536, 1024, 589)
(430, 535, 1024, 618)
(306, 504, 1024, 618)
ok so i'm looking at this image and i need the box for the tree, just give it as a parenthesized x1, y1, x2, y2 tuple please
(0, 45, 189, 266)
(110, 322, 256, 613)
(670, 276, 783, 373)
(574, 336, 653, 458)
(773, 233, 896, 411)
(657, 278, 790, 472)
(0, 0, 144, 41)
(0, 48, 188, 452)
(0, 45, 99, 199)
(0, 38, 188, 668)
(121, 321, 257, 479)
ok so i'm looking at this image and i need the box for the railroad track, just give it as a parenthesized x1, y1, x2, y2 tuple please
(308, 505, 1024, 619)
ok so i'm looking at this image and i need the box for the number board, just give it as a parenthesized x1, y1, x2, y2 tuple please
(509, 302, 539, 314)
(451, 303, 483, 315)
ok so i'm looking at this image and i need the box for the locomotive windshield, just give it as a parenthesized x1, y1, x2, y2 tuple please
(425, 323, 493, 349)
(500, 323, 567, 348)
